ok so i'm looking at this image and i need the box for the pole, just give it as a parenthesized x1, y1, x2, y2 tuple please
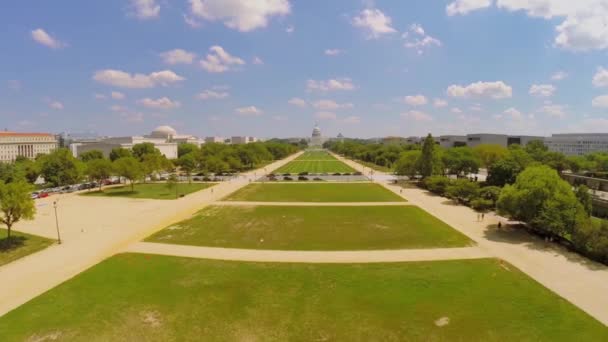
(53, 200, 61, 244)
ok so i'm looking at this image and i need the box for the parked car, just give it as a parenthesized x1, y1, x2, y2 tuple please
(38, 192, 49, 198)
(31, 192, 39, 199)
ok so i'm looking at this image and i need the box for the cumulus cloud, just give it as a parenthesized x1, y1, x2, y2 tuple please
(447, 81, 512, 99)
(433, 98, 448, 107)
(130, 0, 160, 19)
(539, 104, 566, 118)
(137, 97, 181, 109)
(197, 90, 229, 100)
(285, 25, 295, 33)
(312, 100, 354, 110)
(503, 107, 523, 120)
(342, 116, 361, 124)
(315, 111, 337, 120)
(288, 97, 307, 107)
(401, 110, 433, 121)
(307, 78, 355, 92)
(352, 8, 397, 39)
(451, 107, 463, 114)
(593, 67, 608, 87)
(402, 95, 428, 106)
(551, 71, 568, 81)
(592, 94, 608, 107)
(49, 101, 64, 110)
(446, 0, 492, 16)
(111, 91, 125, 100)
(189, 0, 290, 32)
(252, 56, 264, 65)
(402, 23, 441, 54)
(31, 28, 64, 49)
(200, 45, 245, 73)
(160, 49, 196, 65)
(529, 84, 556, 97)
(236, 106, 263, 116)
(94, 93, 106, 100)
(93, 69, 185, 88)
(324, 49, 344, 56)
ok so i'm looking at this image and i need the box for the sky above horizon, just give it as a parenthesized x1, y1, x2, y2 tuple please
(2, 0, 608, 139)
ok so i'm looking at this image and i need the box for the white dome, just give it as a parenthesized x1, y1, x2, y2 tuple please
(312, 125, 321, 137)
(151, 125, 177, 138)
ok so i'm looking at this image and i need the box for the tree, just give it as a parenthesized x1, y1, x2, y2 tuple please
(575, 185, 593, 216)
(113, 157, 143, 192)
(178, 143, 199, 158)
(109, 147, 133, 162)
(132, 142, 161, 161)
(423, 176, 452, 196)
(478, 186, 502, 206)
(442, 147, 480, 176)
(79, 150, 104, 162)
(0, 180, 35, 240)
(486, 158, 521, 187)
(418, 134, 442, 178)
(178, 153, 197, 183)
(524, 140, 548, 162)
(543, 151, 569, 172)
(166, 174, 178, 199)
(37, 148, 84, 186)
(446, 179, 480, 204)
(141, 153, 166, 183)
(394, 150, 420, 178)
(85, 159, 113, 191)
(473, 144, 508, 168)
(14, 157, 40, 183)
(497, 165, 586, 237)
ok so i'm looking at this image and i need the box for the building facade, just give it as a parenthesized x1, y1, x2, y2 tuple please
(439, 135, 467, 148)
(310, 123, 324, 147)
(230, 136, 258, 144)
(0, 132, 58, 162)
(545, 133, 608, 156)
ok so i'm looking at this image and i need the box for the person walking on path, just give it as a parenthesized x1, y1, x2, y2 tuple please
(481, 213, 485, 221)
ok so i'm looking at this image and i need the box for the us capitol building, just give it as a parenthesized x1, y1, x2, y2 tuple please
(310, 123, 324, 147)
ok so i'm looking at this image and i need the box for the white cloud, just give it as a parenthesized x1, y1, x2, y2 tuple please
(236, 106, 263, 116)
(307, 78, 355, 92)
(401, 110, 433, 121)
(551, 71, 568, 81)
(286, 25, 295, 33)
(504, 107, 523, 120)
(200, 45, 245, 73)
(470, 103, 483, 111)
(93, 69, 185, 88)
(49, 101, 64, 110)
(451, 107, 462, 113)
(539, 104, 566, 118)
(324, 49, 343, 56)
(592, 94, 608, 107)
(593, 67, 608, 87)
(342, 115, 361, 124)
(446, 0, 492, 16)
(184, 14, 202, 28)
(312, 100, 354, 110)
(402, 95, 428, 106)
(189, 0, 290, 32)
(160, 49, 196, 65)
(137, 97, 181, 109)
(447, 81, 512, 99)
(288, 97, 307, 107)
(111, 91, 125, 100)
(315, 111, 337, 120)
(94, 93, 106, 100)
(529, 84, 556, 97)
(31, 28, 64, 49)
(403, 23, 441, 54)
(252, 56, 264, 65)
(352, 8, 397, 39)
(110, 105, 127, 112)
(197, 90, 229, 100)
(130, 0, 160, 19)
(433, 98, 448, 107)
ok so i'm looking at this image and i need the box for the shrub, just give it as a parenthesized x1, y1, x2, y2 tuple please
(298, 171, 309, 176)
(283, 173, 291, 176)
(283, 176, 293, 181)
(333, 172, 342, 176)
(298, 176, 309, 181)
(471, 198, 494, 211)
(353, 171, 363, 176)
(202, 176, 211, 181)
(422, 176, 452, 196)
(446, 179, 480, 204)
(313, 177, 323, 181)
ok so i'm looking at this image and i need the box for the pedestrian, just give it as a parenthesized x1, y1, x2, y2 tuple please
(476, 213, 480, 221)
(481, 213, 485, 221)
(400, 189, 403, 194)
(497, 221, 502, 229)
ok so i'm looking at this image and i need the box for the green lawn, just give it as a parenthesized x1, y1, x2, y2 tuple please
(81, 183, 216, 200)
(1, 255, 605, 341)
(224, 183, 406, 202)
(294, 150, 337, 161)
(274, 160, 356, 174)
(146, 205, 471, 250)
(0, 229, 54, 267)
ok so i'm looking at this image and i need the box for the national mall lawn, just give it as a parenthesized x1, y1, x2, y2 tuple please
(0, 229, 54, 267)
(0, 255, 605, 341)
(147, 205, 471, 250)
(81, 182, 215, 200)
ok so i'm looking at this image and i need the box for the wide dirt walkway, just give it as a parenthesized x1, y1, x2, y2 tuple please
(334, 153, 608, 326)
(0, 152, 302, 317)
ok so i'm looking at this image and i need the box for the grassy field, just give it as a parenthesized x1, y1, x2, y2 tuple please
(224, 183, 406, 202)
(1, 255, 605, 341)
(355, 159, 394, 173)
(274, 160, 356, 174)
(81, 183, 215, 200)
(294, 150, 337, 161)
(147, 205, 471, 250)
(0, 229, 54, 267)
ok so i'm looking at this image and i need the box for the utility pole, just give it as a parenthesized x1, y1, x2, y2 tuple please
(53, 200, 62, 244)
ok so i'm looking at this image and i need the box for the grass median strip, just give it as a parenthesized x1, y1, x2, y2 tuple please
(0, 255, 605, 341)
(81, 183, 215, 200)
(146, 205, 471, 250)
(273, 160, 356, 174)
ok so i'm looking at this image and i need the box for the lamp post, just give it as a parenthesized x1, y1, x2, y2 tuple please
(53, 200, 62, 244)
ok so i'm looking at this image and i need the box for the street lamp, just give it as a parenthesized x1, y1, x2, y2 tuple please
(53, 200, 62, 244)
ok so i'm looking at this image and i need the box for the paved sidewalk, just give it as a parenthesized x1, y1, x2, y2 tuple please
(214, 201, 411, 206)
(127, 242, 490, 263)
(333, 152, 608, 327)
(0, 152, 302, 317)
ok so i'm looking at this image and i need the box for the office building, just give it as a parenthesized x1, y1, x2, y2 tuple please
(0, 131, 58, 162)
(545, 133, 608, 156)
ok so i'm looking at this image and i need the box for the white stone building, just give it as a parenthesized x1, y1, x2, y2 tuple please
(310, 123, 324, 147)
(0, 131, 58, 162)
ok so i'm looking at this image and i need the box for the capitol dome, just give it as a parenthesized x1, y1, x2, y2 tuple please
(150, 125, 177, 138)
(312, 125, 321, 137)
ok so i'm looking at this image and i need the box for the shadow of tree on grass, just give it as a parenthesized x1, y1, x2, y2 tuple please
(0, 236, 26, 253)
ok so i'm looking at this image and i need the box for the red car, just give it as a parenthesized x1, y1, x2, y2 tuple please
(38, 192, 49, 198)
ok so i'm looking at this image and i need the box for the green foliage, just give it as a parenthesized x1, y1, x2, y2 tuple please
(325, 139, 419, 170)
(37, 148, 84, 186)
(423, 176, 451, 196)
(166, 174, 178, 198)
(524, 140, 548, 161)
(0, 180, 35, 239)
(141, 153, 172, 182)
(177, 143, 199, 158)
(446, 179, 480, 204)
(79, 150, 104, 162)
(131, 142, 160, 161)
(13, 157, 39, 183)
(478, 186, 502, 206)
(473, 144, 508, 168)
(109, 147, 132, 162)
(85, 159, 113, 190)
(486, 158, 521, 186)
(575, 185, 592, 216)
(178, 153, 197, 183)
(572, 219, 608, 263)
(394, 150, 420, 177)
(112, 157, 143, 191)
(418, 134, 442, 178)
(442, 147, 480, 176)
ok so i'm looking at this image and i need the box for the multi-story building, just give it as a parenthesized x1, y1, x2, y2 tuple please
(439, 135, 467, 148)
(465, 134, 545, 148)
(545, 133, 608, 156)
(205, 136, 224, 144)
(230, 136, 258, 144)
(0, 131, 58, 162)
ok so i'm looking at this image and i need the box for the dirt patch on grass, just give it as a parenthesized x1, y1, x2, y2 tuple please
(434, 316, 450, 327)
(141, 310, 162, 328)
(27, 331, 66, 342)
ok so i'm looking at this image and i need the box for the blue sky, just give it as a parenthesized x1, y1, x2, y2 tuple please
(2, 0, 608, 139)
